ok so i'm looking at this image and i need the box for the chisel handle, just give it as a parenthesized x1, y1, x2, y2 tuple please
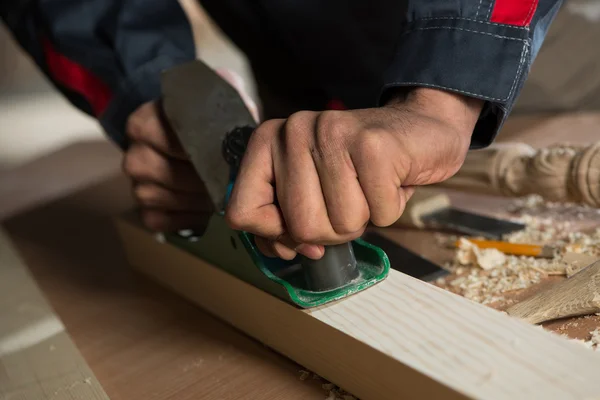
(393, 187, 451, 229)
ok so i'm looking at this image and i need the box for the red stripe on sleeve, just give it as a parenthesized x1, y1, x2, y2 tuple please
(326, 99, 347, 110)
(42, 38, 112, 116)
(490, 0, 539, 26)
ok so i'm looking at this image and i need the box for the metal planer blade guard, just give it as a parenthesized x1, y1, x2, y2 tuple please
(164, 214, 389, 309)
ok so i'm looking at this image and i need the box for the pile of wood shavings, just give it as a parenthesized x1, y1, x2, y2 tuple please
(437, 195, 600, 307)
(299, 370, 358, 400)
(440, 253, 544, 306)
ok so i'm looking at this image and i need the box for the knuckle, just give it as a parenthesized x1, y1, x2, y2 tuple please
(285, 111, 313, 133)
(357, 129, 387, 158)
(371, 212, 396, 228)
(346, 225, 367, 240)
(134, 185, 162, 206)
(288, 223, 320, 244)
(370, 199, 402, 227)
(256, 118, 282, 134)
(332, 215, 368, 235)
(314, 111, 349, 156)
(122, 146, 143, 177)
(141, 118, 161, 142)
(126, 113, 143, 140)
(224, 207, 250, 231)
(124, 144, 169, 182)
(126, 103, 153, 139)
(315, 110, 345, 134)
(251, 119, 281, 147)
(283, 111, 315, 149)
(125, 119, 140, 141)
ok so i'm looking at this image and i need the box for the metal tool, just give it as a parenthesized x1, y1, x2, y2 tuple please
(361, 232, 449, 282)
(396, 188, 525, 239)
(159, 60, 388, 307)
(422, 208, 525, 239)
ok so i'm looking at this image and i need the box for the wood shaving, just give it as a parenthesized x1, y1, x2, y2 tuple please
(445, 256, 543, 305)
(299, 370, 310, 381)
(322, 383, 357, 400)
(297, 370, 359, 399)
(439, 195, 600, 307)
(456, 238, 506, 270)
(324, 388, 357, 400)
(506, 195, 600, 225)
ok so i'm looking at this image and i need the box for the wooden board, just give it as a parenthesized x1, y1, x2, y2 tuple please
(0, 227, 110, 400)
(115, 216, 600, 400)
(2, 149, 329, 400)
(3, 112, 600, 398)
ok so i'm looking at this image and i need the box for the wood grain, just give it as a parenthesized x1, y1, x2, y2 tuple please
(4, 112, 600, 399)
(0, 228, 110, 400)
(2, 142, 328, 400)
(507, 260, 600, 324)
(116, 216, 600, 400)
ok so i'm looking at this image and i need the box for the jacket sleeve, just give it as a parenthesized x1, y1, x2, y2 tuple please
(379, 0, 564, 148)
(1, 0, 196, 149)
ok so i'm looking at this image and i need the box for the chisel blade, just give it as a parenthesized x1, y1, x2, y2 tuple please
(422, 208, 525, 240)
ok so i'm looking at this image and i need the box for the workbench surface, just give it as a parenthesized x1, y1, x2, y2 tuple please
(1, 111, 599, 399)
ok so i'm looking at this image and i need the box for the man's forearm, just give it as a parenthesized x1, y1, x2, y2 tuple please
(1, 0, 196, 149)
(385, 87, 484, 143)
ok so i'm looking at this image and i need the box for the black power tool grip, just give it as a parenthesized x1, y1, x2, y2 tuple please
(301, 243, 360, 292)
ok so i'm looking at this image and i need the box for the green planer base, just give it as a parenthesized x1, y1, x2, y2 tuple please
(165, 214, 390, 308)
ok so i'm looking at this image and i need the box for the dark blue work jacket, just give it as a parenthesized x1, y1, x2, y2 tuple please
(1, 0, 562, 149)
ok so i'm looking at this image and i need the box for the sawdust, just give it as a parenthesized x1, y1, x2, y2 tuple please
(443, 257, 543, 305)
(433, 195, 600, 352)
(50, 377, 93, 399)
(437, 195, 600, 307)
(299, 370, 311, 381)
(298, 370, 358, 400)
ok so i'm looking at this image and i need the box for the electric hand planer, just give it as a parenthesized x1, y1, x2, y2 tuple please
(159, 60, 389, 308)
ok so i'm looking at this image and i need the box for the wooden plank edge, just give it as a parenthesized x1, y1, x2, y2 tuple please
(114, 216, 600, 400)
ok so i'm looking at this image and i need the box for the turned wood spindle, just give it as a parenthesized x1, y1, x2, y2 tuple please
(437, 142, 600, 207)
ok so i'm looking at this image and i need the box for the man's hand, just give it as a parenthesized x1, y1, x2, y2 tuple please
(123, 68, 258, 233)
(226, 88, 483, 260)
(123, 101, 214, 232)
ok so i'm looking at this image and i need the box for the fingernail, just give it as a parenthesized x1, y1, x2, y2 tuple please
(296, 244, 324, 260)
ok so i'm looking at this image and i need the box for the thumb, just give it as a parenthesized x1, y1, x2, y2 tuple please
(215, 68, 260, 123)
